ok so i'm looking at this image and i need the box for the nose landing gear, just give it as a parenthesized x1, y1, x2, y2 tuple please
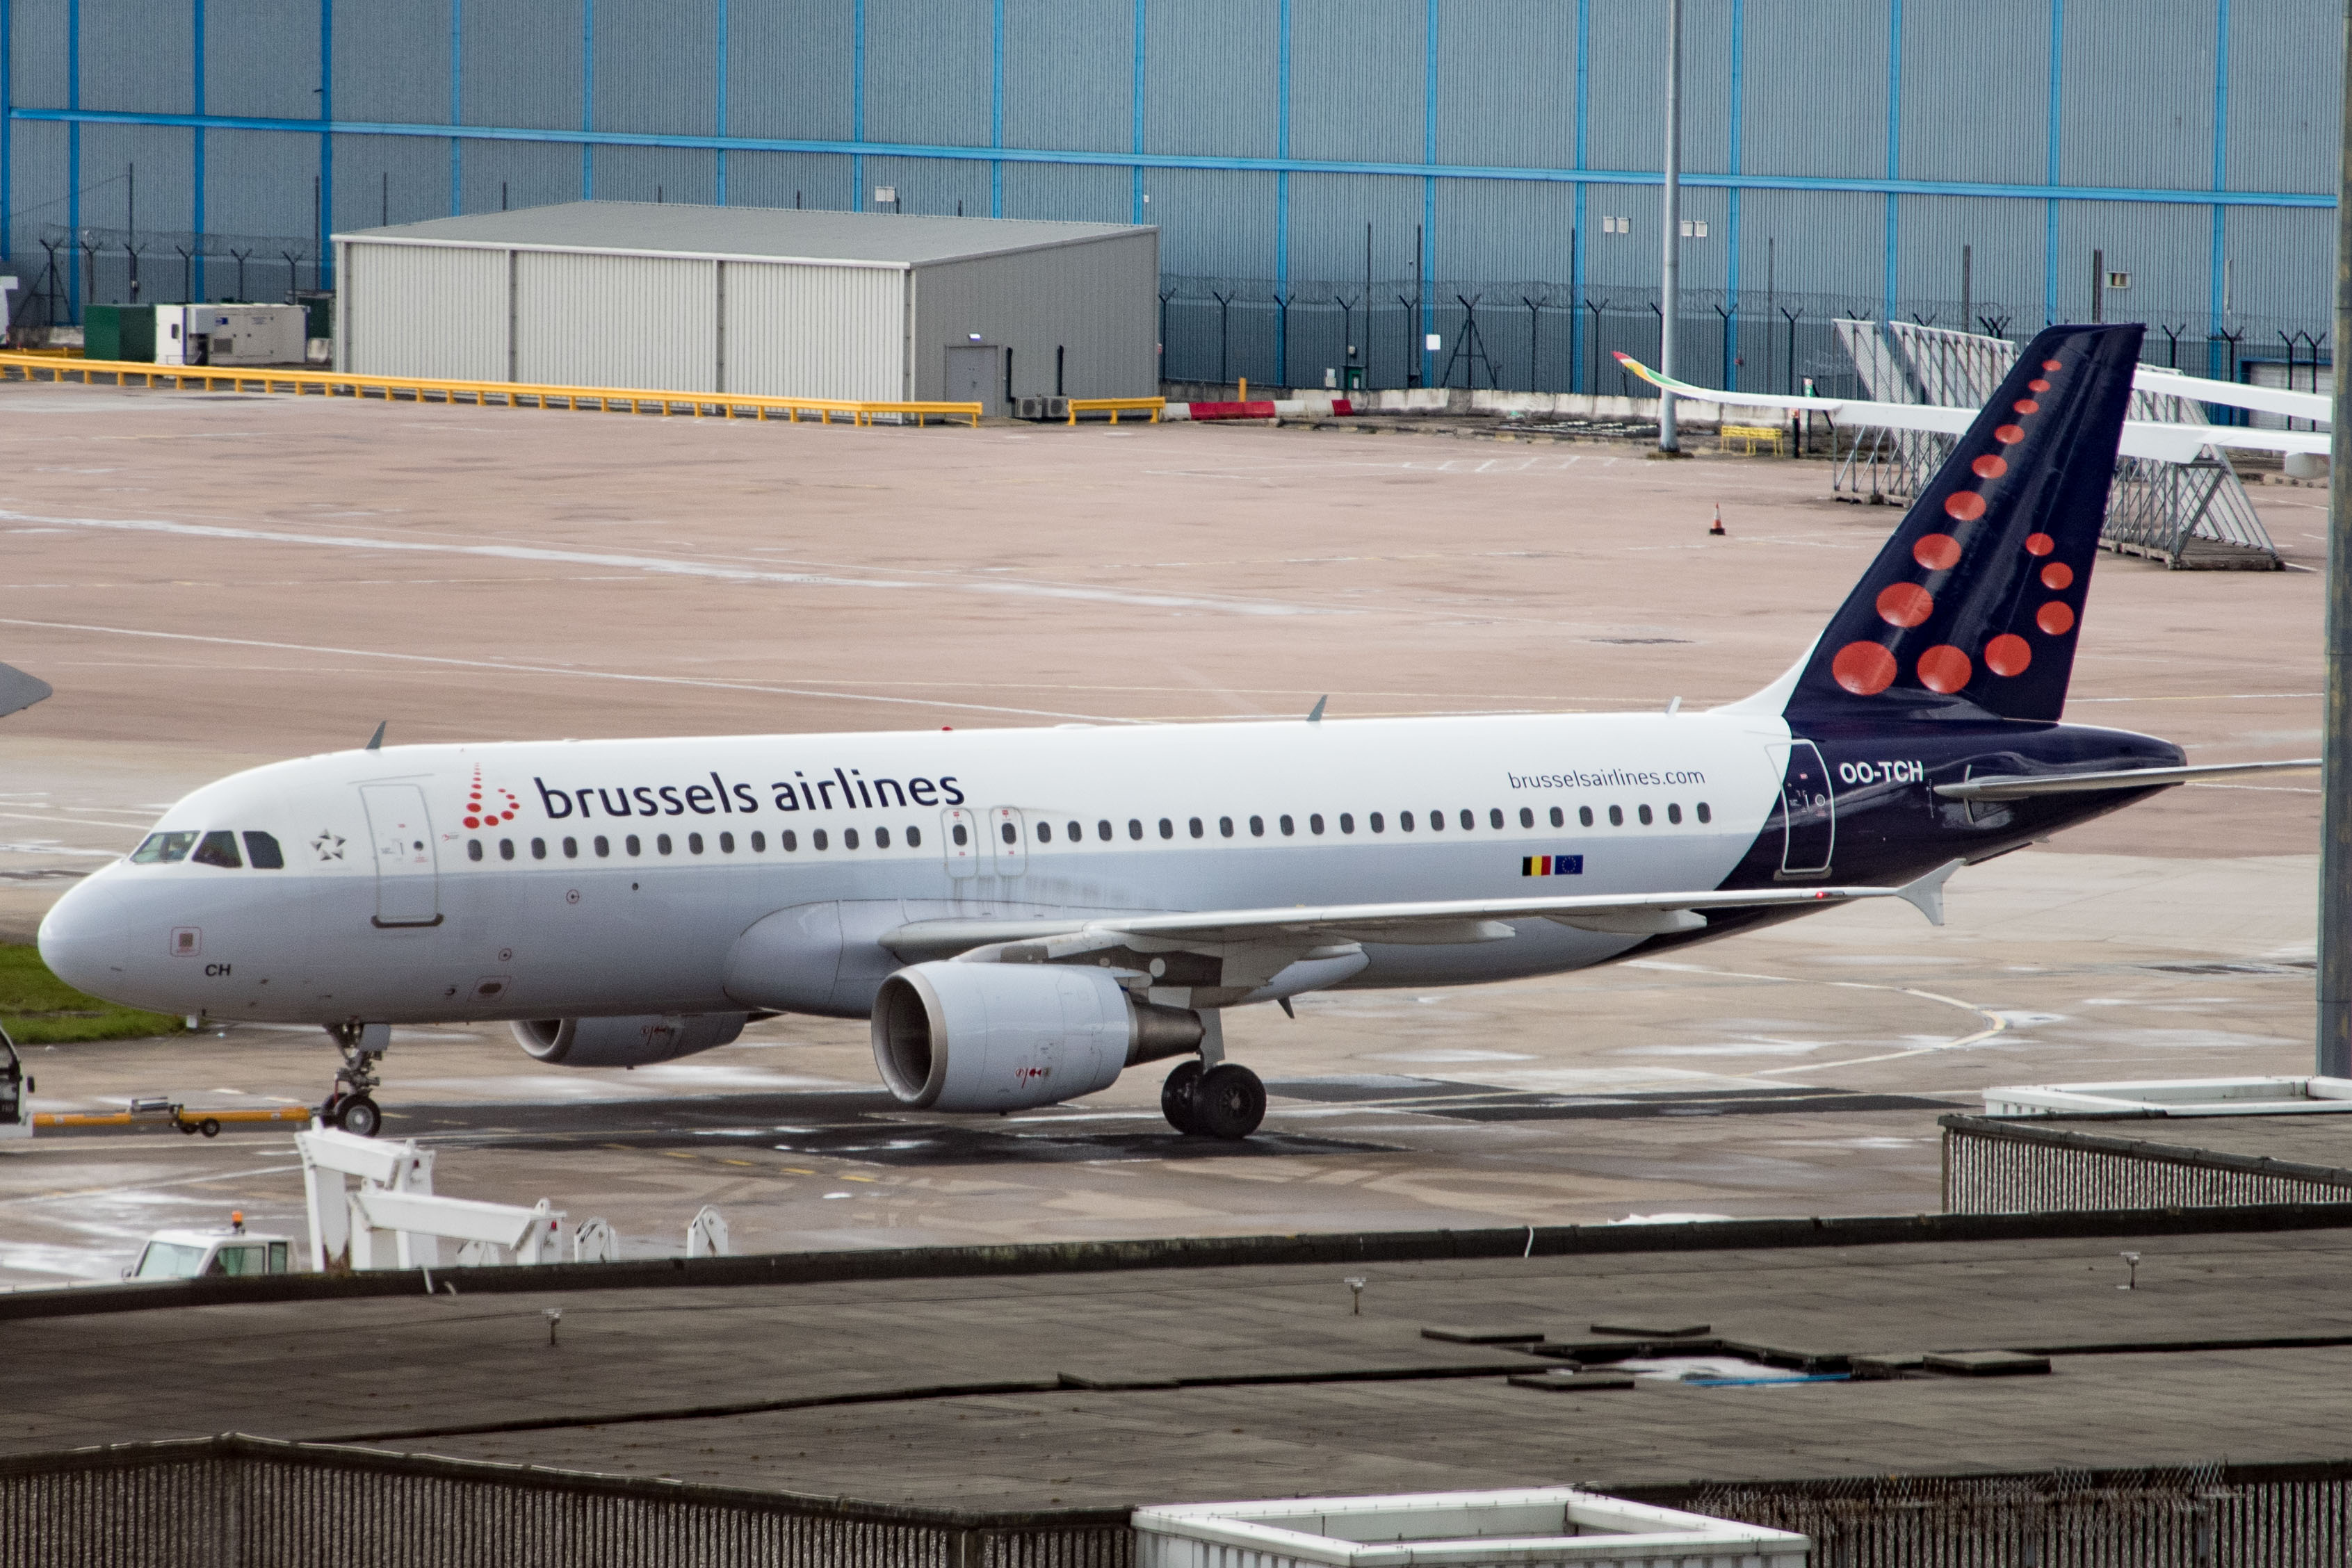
(321, 1022, 390, 1138)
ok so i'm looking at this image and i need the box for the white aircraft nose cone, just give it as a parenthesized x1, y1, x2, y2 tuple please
(37, 874, 138, 1002)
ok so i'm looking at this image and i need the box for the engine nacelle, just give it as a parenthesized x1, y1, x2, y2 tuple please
(511, 1013, 747, 1067)
(871, 962, 1203, 1112)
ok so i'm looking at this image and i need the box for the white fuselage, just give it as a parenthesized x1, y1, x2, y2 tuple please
(38, 709, 1800, 1027)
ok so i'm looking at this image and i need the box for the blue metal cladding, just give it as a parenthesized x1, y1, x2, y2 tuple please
(9, 0, 65, 111)
(594, 0, 716, 138)
(459, 0, 580, 133)
(726, 1, 853, 140)
(2220, 203, 2333, 325)
(1432, 177, 1576, 286)
(1143, 0, 1277, 158)
(1579, 0, 1665, 177)
(455, 136, 579, 217)
(332, 3, 449, 124)
(330, 131, 448, 230)
(859, 152, 989, 215)
(1717, 188, 1886, 305)
(592, 145, 718, 205)
(2056, 0, 2212, 191)
(1735, 1, 1885, 181)
(202, 0, 316, 120)
(1148, 165, 1274, 276)
(2223, 1, 2340, 192)
(723, 147, 854, 211)
(1288, 0, 1422, 165)
(2054, 198, 2212, 326)
(1899, 0, 2046, 185)
(78, 121, 191, 227)
(866, 0, 987, 147)
(201, 124, 318, 243)
(79, 0, 190, 115)
(1432, 0, 1574, 168)
(1892, 193, 2045, 328)
(1000, 159, 1128, 223)
(1003, 0, 1127, 154)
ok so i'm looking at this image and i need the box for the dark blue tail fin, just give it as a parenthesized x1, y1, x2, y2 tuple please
(1787, 324, 2141, 725)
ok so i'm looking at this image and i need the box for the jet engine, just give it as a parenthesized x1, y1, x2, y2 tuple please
(871, 962, 1203, 1113)
(510, 1013, 748, 1067)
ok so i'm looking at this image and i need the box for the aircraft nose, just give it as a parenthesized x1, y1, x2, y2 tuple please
(38, 873, 138, 1002)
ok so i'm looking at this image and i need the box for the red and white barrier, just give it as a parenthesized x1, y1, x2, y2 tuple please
(1162, 396, 1355, 423)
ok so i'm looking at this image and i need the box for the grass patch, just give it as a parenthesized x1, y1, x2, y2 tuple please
(0, 944, 186, 1043)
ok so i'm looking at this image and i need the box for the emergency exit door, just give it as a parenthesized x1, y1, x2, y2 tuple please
(360, 783, 441, 926)
(1769, 740, 1835, 878)
(946, 344, 1001, 414)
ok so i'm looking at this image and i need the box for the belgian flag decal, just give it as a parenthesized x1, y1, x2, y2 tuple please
(1521, 854, 1584, 876)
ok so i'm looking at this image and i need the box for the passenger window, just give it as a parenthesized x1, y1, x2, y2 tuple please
(1066, 820, 1081, 842)
(1189, 818, 1203, 838)
(1607, 806, 1623, 826)
(192, 831, 242, 868)
(1219, 817, 1234, 838)
(530, 838, 546, 860)
(1550, 807, 1565, 828)
(594, 835, 610, 857)
(952, 823, 969, 847)
(1490, 808, 1505, 829)
(1098, 820, 1112, 841)
(1000, 822, 1016, 845)
(751, 831, 766, 851)
(1368, 812, 1382, 833)
(1037, 822, 1053, 843)
(564, 837, 579, 858)
(813, 830, 829, 851)
(781, 831, 797, 851)
(1462, 810, 1476, 831)
(131, 831, 197, 864)
(1402, 812, 1416, 832)
(906, 826, 920, 847)
(1160, 818, 1174, 839)
(499, 838, 515, 860)
(243, 831, 285, 869)
(719, 832, 734, 853)
(875, 827, 891, 849)
(1637, 804, 1653, 826)
(1426, 811, 1441, 831)
(1340, 813, 1354, 833)
(1279, 815, 1294, 835)
(844, 828, 859, 850)
(1310, 813, 1324, 834)
(626, 835, 642, 855)
(656, 833, 672, 854)
(687, 833, 704, 853)
(1666, 803, 1682, 825)
(1696, 802, 1712, 824)
(1518, 808, 1534, 829)
(465, 840, 483, 863)
(1579, 807, 1594, 827)
(1130, 819, 1144, 840)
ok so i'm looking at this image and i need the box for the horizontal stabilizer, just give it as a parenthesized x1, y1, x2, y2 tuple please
(1934, 758, 2319, 801)
(0, 662, 51, 721)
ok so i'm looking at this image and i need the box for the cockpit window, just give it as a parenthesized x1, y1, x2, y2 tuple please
(243, 832, 285, 869)
(190, 831, 243, 868)
(131, 831, 197, 865)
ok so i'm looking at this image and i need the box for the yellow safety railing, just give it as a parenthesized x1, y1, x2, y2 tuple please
(0, 352, 984, 428)
(1066, 395, 1165, 425)
(1717, 421, 1789, 456)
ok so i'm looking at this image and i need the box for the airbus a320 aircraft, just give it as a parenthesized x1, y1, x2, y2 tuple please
(37, 324, 2314, 1140)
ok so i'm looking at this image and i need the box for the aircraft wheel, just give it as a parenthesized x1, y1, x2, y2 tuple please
(198, 1118, 220, 1138)
(1160, 1060, 1203, 1134)
(335, 1095, 382, 1138)
(1192, 1063, 1266, 1141)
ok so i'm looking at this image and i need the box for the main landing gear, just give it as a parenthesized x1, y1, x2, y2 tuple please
(1160, 1058, 1267, 1141)
(320, 1022, 390, 1138)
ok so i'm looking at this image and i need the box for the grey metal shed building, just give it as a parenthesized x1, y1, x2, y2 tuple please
(332, 202, 1157, 410)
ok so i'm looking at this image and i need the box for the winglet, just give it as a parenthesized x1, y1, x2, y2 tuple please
(364, 721, 386, 751)
(1896, 859, 1963, 927)
(1306, 696, 1327, 724)
(0, 662, 51, 721)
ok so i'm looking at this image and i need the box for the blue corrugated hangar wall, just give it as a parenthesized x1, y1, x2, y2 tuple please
(1, 0, 2338, 396)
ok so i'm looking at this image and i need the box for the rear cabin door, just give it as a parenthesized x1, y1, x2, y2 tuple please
(360, 783, 441, 926)
(1772, 740, 1835, 877)
(941, 807, 978, 879)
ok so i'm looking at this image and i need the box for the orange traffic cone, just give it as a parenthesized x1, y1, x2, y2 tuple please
(1709, 504, 1726, 537)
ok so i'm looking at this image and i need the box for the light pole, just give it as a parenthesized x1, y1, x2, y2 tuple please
(1657, 0, 1683, 454)
(2319, 0, 2352, 1077)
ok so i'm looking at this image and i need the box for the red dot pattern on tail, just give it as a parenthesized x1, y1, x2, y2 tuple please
(2037, 601, 2076, 635)
(1985, 634, 2031, 677)
(1876, 582, 1933, 628)
(1917, 645, 1973, 693)
(1833, 642, 1898, 696)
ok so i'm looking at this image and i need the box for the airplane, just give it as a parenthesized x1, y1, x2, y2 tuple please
(35, 324, 2318, 1141)
(1612, 347, 2333, 465)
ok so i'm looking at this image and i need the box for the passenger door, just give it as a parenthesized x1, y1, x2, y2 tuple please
(359, 783, 441, 926)
(941, 807, 978, 879)
(1770, 740, 1834, 877)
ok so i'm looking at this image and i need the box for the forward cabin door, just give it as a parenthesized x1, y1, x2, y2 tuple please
(1771, 740, 1835, 878)
(359, 783, 441, 926)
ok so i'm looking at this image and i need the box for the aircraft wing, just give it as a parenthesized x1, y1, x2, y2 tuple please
(1933, 759, 2319, 802)
(0, 662, 51, 721)
(1609, 352, 2330, 462)
(2135, 366, 2330, 426)
(882, 860, 1961, 966)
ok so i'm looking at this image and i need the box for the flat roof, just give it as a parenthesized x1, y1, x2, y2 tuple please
(333, 201, 1152, 268)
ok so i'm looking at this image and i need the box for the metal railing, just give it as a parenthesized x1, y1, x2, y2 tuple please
(1065, 396, 1164, 424)
(0, 352, 983, 428)
(1943, 1113, 2352, 1214)
(0, 1434, 1131, 1568)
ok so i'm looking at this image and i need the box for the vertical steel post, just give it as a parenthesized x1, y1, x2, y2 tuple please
(2319, 0, 2352, 1079)
(1657, 0, 1681, 452)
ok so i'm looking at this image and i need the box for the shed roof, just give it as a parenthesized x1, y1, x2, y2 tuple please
(334, 201, 1151, 268)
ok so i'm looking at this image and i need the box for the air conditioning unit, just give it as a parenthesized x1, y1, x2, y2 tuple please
(1045, 397, 1070, 420)
(1015, 395, 1047, 420)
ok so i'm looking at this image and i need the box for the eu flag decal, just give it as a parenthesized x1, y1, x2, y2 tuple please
(1521, 854, 1583, 876)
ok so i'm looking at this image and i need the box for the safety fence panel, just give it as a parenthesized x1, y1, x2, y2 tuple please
(1941, 1113, 2352, 1214)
